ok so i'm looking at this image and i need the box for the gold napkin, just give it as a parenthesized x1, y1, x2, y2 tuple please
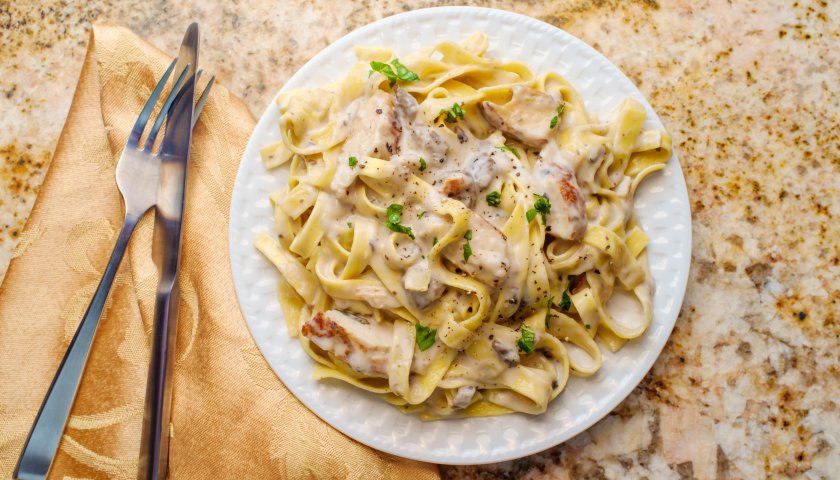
(0, 24, 439, 480)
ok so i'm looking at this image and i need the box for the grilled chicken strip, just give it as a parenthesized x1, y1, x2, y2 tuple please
(442, 212, 509, 287)
(302, 310, 392, 377)
(534, 143, 588, 241)
(331, 90, 400, 192)
(479, 86, 562, 148)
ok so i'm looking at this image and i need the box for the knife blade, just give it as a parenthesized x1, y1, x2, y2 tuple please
(138, 23, 198, 480)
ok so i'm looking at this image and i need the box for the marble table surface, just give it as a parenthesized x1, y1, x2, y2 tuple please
(1, 1, 837, 478)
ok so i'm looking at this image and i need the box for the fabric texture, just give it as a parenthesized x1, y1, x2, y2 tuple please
(0, 24, 439, 480)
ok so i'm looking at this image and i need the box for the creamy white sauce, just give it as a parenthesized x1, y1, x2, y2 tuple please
(307, 85, 599, 376)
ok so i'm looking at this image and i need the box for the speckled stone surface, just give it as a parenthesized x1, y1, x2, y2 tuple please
(1, 1, 837, 478)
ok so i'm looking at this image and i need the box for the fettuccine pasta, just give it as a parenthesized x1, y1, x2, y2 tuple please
(255, 33, 671, 419)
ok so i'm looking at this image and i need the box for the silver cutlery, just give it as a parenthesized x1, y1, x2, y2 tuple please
(137, 23, 199, 480)
(14, 24, 213, 480)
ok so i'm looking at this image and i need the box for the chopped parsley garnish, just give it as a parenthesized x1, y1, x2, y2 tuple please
(526, 193, 551, 225)
(560, 289, 571, 311)
(463, 229, 473, 262)
(391, 59, 419, 82)
(419, 157, 427, 171)
(451, 102, 464, 119)
(369, 59, 420, 87)
(526, 209, 538, 223)
(348, 156, 358, 167)
(496, 145, 521, 159)
(486, 191, 501, 207)
(417, 211, 426, 219)
(347, 222, 353, 229)
(440, 102, 465, 123)
(550, 105, 565, 129)
(517, 325, 535, 353)
(432, 237, 438, 246)
(415, 323, 437, 351)
(545, 296, 554, 328)
(384, 203, 415, 239)
(585, 324, 592, 330)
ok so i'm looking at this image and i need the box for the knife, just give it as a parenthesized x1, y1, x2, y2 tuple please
(137, 23, 198, 480)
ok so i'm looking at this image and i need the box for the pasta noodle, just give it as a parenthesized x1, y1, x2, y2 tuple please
(255, 33, 671, 419)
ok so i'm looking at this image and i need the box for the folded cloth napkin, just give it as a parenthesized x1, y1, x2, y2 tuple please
(0, 24, 439, 480)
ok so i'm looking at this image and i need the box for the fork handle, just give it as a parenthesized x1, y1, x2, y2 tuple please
(13, 213, 142, 480)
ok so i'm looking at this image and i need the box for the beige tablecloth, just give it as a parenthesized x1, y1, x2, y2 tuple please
(0, 24, 439, 480)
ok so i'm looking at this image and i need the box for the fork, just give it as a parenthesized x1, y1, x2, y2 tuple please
(13, 59, 214, 480)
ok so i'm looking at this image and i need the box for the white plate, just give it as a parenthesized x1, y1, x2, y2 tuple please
(229, 6, 691, 465)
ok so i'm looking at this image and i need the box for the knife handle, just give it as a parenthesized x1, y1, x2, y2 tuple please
(138, 277, 181, 480)
(13, 214, 140, 480)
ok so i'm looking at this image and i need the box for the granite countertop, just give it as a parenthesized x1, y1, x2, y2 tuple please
(1, 1, 837, 478)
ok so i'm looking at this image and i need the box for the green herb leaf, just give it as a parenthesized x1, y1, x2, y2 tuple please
(417, 211, 426, 219)
(517, 325, 535, 353)
(533, 193, 551, 225)
(526, 208, 537, 223)
(388, 223, 414, 238)
(347, 222, 353, 229)
(348, 156, 358, 167)
(451, 102, 465, 120)
(557, 103, 565, 116)
(441, 102, 465, 123)
(390, 58, 420, 82)
(545, 296, 554, 328)
(585, 324, 591, 330)
(463, 229, 473, 262)
(549, 115, 558, 129)
(496, 145, 521, 159)
(415, 323, 437, 351)
(419, 157, 427, 171)
(386, 204, 403, 224)
(486, 191, 501, 207)
(432, 237, 438, 246)
(560, 290, 571, 311)
(385, 203, 415, 239)
(369, 61, 397, 86)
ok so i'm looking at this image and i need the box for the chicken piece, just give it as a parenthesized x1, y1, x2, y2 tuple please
(301, 310, 393, 377)
(442, 212, 509, 287)
(355, 285, 402, 310)
(436, 149, 499, 208)
(345, 90, 400, 158)
(451, 385, 477, 409)
(535, 143, 588, 241)
(331, 91, 400, 193)
(479, 86, 562, 148)
(394, 88, 449, 162)
(439, 171, 477, 207)
(492, 337, 520, 367)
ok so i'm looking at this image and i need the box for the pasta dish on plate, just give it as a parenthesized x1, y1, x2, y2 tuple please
(255, 33, 672, 419)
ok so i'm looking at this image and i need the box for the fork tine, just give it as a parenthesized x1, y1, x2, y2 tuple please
(192, 75, 215, 129)
(128, 58, 177, 147)
(143, 64, 191, 152)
